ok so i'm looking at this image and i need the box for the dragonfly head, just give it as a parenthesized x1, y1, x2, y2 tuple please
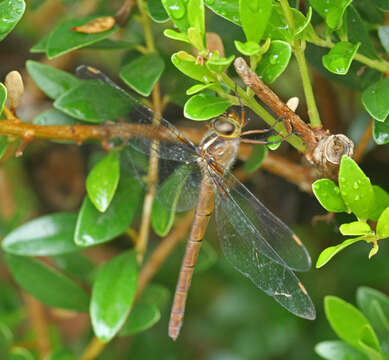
(211, 111, 242, 139)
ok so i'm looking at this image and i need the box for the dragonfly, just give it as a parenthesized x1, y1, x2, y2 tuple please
(76, 65, 316, 341)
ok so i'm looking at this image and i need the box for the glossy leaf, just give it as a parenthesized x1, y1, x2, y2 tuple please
(243, 144, 268, 174)
(206, 55, 235, 74)
(0, 83, 6, 112)
(239, 0, 272, 43)
(184, 93, 231, 120)
(188, 0, 205, 37)
(2, 213, 79, 256)
(376, 207, 389, 239)
(33, 109, 79, 126)
(30, 34, 48, 53)
(141, 284, 171, 310)
(52, 253, 95, 284)
(369, 185, 389, 221)
(362, 78, 389, 122)
(91, 250, 138, 342)
(161, 0, 190, 32)
(86, 39, 136, 50)
(119, 302, 161, 336)
(120, 54, 165, 97)
(171, 51, 216, 83)
(86, 150, 120, 212)
(312, 179, 347, 213)
(205, 0, 240, 25)
(375, 0, 389, 11)
(378, 26, 389, 53)
(322, 41, 360, 75)
(6, 254, 89, 312)
(26, 60, 81, 100)
(0, 0, 25, 41)
(186, 83, 217, 95)
(309, 0, 352, 29)
(152, 164, 192, 236)
(315, 340, 367, 360)
(266, 135, 282, 150)
(316, 237, 364, 268)
(54, 79, 132, 123)
(357, 287, 389, 345)
(147, 0, 169, 22)
(325, 296, 380, 352)
(234, 40, 261, 56)
(346, 6, 378, 59)
(75, 175, 143, 246)
(339, 221, 372, 236)
(256, 40, 292, 83)
(373, 118, 389, 145)
(8, 347, 35, 360)
(46, 16, 118, 59)
(339, 156, 374, 220)
(163, 29, 190, 43)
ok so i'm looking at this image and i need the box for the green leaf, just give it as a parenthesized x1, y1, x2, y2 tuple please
(309, 0, 352, 29)
(86, 150, 120, 212)
(315, 340, 368, 360)
(151, 164, 192, 236)
(54, 79, 132, 123)
(234, 40, 261, 56)
(373, 118, 389, 145)
(33, 108, 79, 126)
(8, 347, 35, 360)
(243, 144, 268, 174)
(205, 0, 240, 25)
(375, 0, 389, 11)
(312, 179, 347, 213)
(161, 0, 190, 32)
(339, 156, 374, 220)
(171, 51, 216, 83)
(91, 250, 138, 342)
(358, 325, 382, 358)
(26, 60, 81, 100)
(119, 302, 160, 336)
(376, 207, 389, 239)
(357, 287, 389, 345)
(184, 93, 231, 120)
(30, 34, 49, 53)
(187, 27, 205, 50)
(322, 41, 360, 75)
(339, 221, 372, 236)
(52, 253, 95, 284)
(186, 83, 217, 95)
(147, 0, 169, 23)
(188, 0, 205, 37)
(0, 83, 6, 112)
(46, 348, 77, 360)
(75, 175, 143, 246)
(0, 136, 8, 160)
(46, 16, 118, 59)
(0, 0, 25, 41)
(324, 296, 380, 352)
(2, 213, 79, 256)
(256, 40, 292, 83)
(239, 0, 271, 43)
(6, 254, 89, 312)
(163, 29, 190, 43)
(346, 6, 379, 59)
(316, 237, 364, 268)
(85, 39, 136, 50)
(369, 185, 389, 221)
(362, 78, 389, 122)
(120, 54, 165, 97)
(206, 55, 235, 74)
(378, 26, 389, 53)
(266, 135, 282, 150)
(0, 323, 12, 354)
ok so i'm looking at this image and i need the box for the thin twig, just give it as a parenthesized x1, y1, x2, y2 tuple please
(80, 336, 106, 360)
(353, 118, 373, 163)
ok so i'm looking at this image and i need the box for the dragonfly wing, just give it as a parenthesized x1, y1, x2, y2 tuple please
(214, 188, 316, 320)
(76, 65, 198, 164)
(211, 170, 311, 272)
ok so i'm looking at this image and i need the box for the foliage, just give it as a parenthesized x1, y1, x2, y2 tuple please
(0, 0, 388, 359)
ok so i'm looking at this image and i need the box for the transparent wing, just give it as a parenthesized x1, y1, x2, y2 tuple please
(212, 174, 315, 319)
(76, 65, 199, 164)
(210, 169, 312, 272)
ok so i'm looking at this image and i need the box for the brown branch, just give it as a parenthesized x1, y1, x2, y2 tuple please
(353, 118, 373, 163)
(233, 57, 354, 180)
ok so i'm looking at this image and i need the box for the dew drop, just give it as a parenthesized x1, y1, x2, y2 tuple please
(353, 182, 359, 190)
(166, 0, 186, 20)
(355, 194, 360, 201)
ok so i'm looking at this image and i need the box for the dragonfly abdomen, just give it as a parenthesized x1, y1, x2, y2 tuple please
(168, 179, 214, 341)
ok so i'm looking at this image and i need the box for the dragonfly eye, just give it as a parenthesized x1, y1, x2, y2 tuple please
(214, 119, 237, 137)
